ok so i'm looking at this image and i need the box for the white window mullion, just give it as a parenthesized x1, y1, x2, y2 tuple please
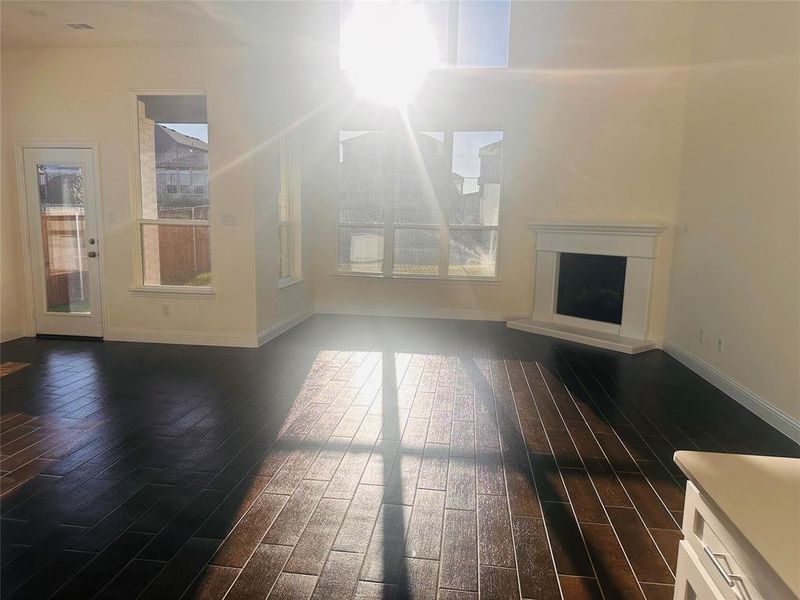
(439, 131, 454, 276)
(139, 218, 210, 227)
(447, 1, 459, 66)
(384, 131, 396, 276)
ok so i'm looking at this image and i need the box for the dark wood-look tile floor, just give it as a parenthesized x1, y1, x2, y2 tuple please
(1, 315, 797, 600)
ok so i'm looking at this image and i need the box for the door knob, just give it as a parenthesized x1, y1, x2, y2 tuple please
(88, 251, 98, 258)
(89, 238, 96, 245)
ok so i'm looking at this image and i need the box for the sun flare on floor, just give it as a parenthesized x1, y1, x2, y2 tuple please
(340, 2, 439, 107)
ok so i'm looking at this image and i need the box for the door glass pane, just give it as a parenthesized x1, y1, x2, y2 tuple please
(141, 223, 211, 286)
(37, 165, 90, 313)
(448, 229, 498, 277)
(394, 228, 440, 275)
(450, 131, 503, 226)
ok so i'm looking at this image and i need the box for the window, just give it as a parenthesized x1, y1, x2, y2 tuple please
(448, 131, 502, 277)
(455, 1, 511, 67)
(136, 94, 211, 287)
(339, 0, 510, 69)
(338, 129, 503, 278)
(338, 131, 387, 274)
(279, 132, 302, 283)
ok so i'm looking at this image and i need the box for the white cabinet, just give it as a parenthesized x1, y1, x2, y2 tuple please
(673, 452, 799, 600)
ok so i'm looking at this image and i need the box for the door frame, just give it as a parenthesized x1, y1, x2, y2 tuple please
(15, 141, 108, 338)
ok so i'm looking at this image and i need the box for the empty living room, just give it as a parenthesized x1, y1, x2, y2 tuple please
(0, 1, 798, 599)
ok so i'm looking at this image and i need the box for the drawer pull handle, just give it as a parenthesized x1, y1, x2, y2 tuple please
(703, 546, 741, 587)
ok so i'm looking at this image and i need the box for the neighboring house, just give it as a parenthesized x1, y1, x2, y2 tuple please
(339, 131, 501, 222)
(338, 131, 502, 272)
(154, 124, 209, 219)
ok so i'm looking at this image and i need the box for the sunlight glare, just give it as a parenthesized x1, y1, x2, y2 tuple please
(341, 2, 439, 107)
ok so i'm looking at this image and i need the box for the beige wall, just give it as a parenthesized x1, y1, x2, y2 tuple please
(310, 1, 693, 342)
(1, 46, 263, 344)
(245, 47, 319, 338)
(0, 70, 26, 341)
(0, 1, 695, 345)
(666, 2, 800, 421)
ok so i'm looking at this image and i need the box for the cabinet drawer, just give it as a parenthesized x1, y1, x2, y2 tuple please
(694, 515, 760, 600)
(674, 541, 726, 600)
(683, 481, 794, 600)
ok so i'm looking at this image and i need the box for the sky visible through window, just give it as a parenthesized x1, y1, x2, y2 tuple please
(161, 123, 208, 142)
(457, 0, 511, 67)
(452, 131, 502, 177)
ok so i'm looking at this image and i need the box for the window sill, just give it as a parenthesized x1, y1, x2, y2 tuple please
(129, 286, 216, 299)
(278, 276, 304, 290)
(332, 272, 501, 284)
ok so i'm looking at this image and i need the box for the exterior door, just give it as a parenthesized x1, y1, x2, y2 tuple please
(22, 147, 103, 337)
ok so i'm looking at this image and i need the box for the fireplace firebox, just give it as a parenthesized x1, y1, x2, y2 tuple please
(556, 253, 627, 325)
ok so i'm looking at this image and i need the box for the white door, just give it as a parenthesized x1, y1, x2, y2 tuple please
(22, 147, 104, 337)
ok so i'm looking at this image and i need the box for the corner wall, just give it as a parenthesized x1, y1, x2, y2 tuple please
(666, 2, 800, 431)
(246, 44, 321, 344)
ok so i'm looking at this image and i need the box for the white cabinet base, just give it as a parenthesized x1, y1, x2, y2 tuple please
(673, 453, 799, 600)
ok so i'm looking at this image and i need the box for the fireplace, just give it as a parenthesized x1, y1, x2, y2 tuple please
(508, 221, 666, 354)
(556, 253, 627, 325)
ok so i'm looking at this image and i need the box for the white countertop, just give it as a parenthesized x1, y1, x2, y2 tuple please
(674, 451, 800, 598)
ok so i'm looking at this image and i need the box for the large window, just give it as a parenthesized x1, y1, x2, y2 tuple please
(338, 129, 503, 278)
(455, 1, 512, 68)
(136, 94, 211, 287)
(340, 0, 511, 68)
(279, 132, 302, 283)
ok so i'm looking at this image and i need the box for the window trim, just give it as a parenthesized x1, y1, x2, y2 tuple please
(336, 128, 504, 281)
(129, 89, 213, 292)
(129, 285, 216, 298)
(278, 129, 303, 287)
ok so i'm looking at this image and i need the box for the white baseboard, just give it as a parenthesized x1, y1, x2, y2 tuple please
(664, 342, 800, 444)
(315, 304, 526, 322)
(257, 310, 314, 347)
(0, 328, 25, 343)
(105, 310, 315, 349)
(104, 327, 259, 348)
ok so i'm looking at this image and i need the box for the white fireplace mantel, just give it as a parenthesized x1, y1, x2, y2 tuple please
(508, 221, 667, 354)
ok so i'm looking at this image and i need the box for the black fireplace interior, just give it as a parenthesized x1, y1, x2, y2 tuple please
(556, 253, 627, 325)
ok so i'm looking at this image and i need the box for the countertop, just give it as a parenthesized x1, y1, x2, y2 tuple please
(674, 451, 800, 598)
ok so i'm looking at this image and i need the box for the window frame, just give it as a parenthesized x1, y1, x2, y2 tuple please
(339, 0, 511, 70)
(278, 130, 303, 288)
(336, 128, 504, 282)
(129, 90, 214, 295)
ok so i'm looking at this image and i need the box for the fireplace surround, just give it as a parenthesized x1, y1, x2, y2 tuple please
(508, 221, 666, 354)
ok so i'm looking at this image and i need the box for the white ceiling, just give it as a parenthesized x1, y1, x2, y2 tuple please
(0, 1, 278, 49)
